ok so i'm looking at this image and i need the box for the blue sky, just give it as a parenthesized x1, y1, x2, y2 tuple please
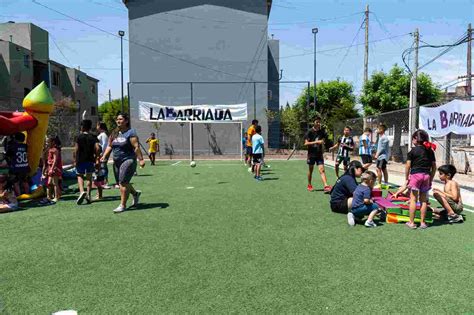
(1, 0, 472, 105)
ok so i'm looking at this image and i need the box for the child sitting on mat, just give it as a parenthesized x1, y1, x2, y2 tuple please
(0, 174, 18, 213)
(347, 171, 381, 228)
(432, 164, 463, 223)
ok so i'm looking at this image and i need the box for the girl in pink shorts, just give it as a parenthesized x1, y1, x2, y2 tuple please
(405, 130, 437, 229)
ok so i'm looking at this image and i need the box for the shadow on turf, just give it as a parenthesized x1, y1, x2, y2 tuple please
(263, 177, 279, 181)
(127, 202, 170, 211)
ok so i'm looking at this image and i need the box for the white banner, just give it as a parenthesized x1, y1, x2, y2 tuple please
(139, 101, 247, 123)
(419, 100, 474, 138)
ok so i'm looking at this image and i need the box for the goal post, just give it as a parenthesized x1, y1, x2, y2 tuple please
(138, 101, 247, 161)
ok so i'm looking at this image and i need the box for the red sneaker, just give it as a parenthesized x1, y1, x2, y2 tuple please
(323, 185, 332, 193)
(307, 184, 313, 192)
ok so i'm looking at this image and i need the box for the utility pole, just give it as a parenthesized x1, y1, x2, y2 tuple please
(108, 89, 112, 103)
(312, 27, 319, 111)
(467, 23, 472, 100)
(364, 5, 369, 84)
(408, 28, 419, 148)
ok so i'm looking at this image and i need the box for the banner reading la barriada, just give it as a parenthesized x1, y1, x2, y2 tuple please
(419, 100, 474, 137)
(139, 101, 248, 123)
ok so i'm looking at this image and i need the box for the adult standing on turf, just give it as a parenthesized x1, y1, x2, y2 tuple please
(304, 117, 331, 192)
(330, 160, 365, 213)
(246, 120, 258, 171)
(101, 113, 145, 213)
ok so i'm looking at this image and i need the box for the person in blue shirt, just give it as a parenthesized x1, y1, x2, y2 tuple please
(347, 171, 382, 227)
(251, 125, 265, 181)
(375, 124, 390, 188)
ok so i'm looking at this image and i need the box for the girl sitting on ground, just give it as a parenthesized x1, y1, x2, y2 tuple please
(0, 174, 18, 213)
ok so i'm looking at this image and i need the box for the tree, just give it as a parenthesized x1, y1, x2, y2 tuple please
(48, 97, 77, 146)
(98, 97, 129, 133)
(360, 65, 441, 161)
(293, 80, 359, 141)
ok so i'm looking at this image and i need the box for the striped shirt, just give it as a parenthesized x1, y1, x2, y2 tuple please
(337, 136, 354, 158)
(359, 134, 371, 156)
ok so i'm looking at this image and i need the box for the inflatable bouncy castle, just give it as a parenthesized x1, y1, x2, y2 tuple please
(0, 82, 54, 199)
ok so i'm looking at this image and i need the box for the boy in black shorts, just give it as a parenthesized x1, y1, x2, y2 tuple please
(304, 117, 331, 192)
(330, 126, 354, 178)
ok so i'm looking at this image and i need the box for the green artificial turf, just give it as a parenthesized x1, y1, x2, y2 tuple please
(0, 160, 473, 313)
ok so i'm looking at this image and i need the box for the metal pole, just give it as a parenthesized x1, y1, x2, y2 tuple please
(240, 122, 243, 161)
(190, 82, 194, 161)
(467, 23, 472, 100)
(408, 28, 419, 148)
(253, 82, 256, 119)
(306, 81, 310, 127)
(312, 27, 318, 110)
(127, 82, 131, 124)
(364, 5, 369, 84)
(120, 34, 124, 113)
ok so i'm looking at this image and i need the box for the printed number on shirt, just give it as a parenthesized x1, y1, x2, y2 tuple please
(16, 151, 27, 164)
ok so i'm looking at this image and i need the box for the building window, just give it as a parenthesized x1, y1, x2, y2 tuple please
(90, 84, 96, 94)
(52, 71, 60, 87)
(23, 54, 30, 68)
(76, 75, 82, 86)
(24, 88, 31, 97)
(90, 106, 97, 116)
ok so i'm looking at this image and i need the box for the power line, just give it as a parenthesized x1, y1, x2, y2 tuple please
(334, 19, 365, 75)
(49, 33, 72, 67)
(32, 0, 259, 81)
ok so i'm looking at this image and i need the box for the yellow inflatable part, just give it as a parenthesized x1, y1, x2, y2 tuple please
(22, 82, 54, 177)
(17, 185, 46, 200)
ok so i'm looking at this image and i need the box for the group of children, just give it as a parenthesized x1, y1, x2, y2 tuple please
(344, 128, 464, 228)
(244, 119, 265, 181)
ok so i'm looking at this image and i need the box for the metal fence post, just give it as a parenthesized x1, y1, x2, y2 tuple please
(190, 82, 194, 161)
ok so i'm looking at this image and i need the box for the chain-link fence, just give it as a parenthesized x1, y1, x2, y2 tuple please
(333, 97, 474, 175)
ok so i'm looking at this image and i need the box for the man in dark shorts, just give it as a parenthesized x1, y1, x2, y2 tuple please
(74, 119, 100, 205)
(304, 117, 331, 192)
(246, 120, 258, 172)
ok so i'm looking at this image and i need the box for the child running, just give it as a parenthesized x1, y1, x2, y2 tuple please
(304, 117, 331, 192)
(330, 126, 354, 178)
(359, 127, 373, 170)
(252, 125, 265, 181)
(0, 174, 18, 213)
(433, 164, 464, 223)
(405, 130, 437, 229)
(347, 171, 381, 227)
(44, 136, 62, 203)
(146, 133, 158, 165)
(374, 124, 389, 188)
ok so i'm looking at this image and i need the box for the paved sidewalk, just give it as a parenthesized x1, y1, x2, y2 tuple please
(323, 154, 474, 209)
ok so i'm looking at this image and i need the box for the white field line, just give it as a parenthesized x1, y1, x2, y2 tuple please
(171, 161, 182, 166)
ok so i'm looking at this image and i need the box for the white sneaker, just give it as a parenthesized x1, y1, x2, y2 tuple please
(131, 190, 141, 208)
(347, 212, 355, 226)
(113, 205, 126, 213)
(365, 220, 377, 228)
(76, 192, 87, 205)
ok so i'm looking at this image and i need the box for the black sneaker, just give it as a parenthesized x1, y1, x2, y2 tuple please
(448, 214, 464, 223)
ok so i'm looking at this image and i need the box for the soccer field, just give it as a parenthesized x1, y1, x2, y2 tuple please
(0, 160, 473, 313)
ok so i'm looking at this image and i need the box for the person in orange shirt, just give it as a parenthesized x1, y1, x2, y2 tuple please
(246, 120, 258, 171)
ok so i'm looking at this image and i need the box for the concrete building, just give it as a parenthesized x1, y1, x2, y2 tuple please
(123, 0, 280, 156)
(0, 22, 99, 125)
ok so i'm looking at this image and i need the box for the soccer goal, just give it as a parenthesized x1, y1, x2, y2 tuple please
(137, 101, 247, 161)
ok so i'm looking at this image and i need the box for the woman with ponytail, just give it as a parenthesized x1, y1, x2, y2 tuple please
(330, 160, 365, 214)
(405, 129, 437, 229)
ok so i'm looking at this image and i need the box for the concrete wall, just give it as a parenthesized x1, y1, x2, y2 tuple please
(0, 23, 49, 63)
(5, 42, 33, 110)
(65, 68, 99, 125)
(0, 41, 11, 109)
(127, 1, 270, 156)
